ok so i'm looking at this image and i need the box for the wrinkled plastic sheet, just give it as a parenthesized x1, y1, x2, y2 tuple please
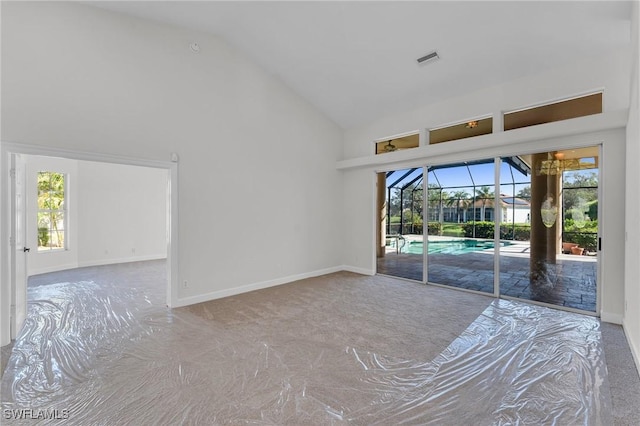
(1, 275, 611, 424)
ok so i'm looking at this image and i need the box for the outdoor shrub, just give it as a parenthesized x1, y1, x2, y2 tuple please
(564, 218, 598, 232)
(461, 222, 531, 240)
(500, 224, 531, 241)
(402, 224, 423, 235)
(427, 222, 442, 236)
(564, 232, 597, 251)
(462, 221, 494, 238)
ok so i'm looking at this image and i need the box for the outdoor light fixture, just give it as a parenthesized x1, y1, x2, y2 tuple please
(538, 151, 580, 175)
(466, 121, 478, 129)
(384, 141, 397, 152)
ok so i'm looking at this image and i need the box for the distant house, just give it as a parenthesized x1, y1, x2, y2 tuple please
(427, 194, 531, 224)
(500, 195, 531, 224)
(470, 195, 531, 223)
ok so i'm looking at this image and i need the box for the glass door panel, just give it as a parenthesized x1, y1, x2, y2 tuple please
(499, 148, 599, 312)
(376, 168, 424, 281)
(426, 161, 495, 294)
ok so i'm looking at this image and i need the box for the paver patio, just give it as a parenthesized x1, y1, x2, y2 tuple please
(377, 241, 597, 312)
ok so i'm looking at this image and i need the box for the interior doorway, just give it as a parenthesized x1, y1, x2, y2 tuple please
(1, 143, 178, 345)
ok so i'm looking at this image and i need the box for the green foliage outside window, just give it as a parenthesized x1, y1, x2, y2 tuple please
(37, 171, 65, 250)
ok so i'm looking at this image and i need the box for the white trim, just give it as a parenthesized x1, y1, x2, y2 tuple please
(622, 319, 640, 378)
(25, 255, 167, 276)
(337, 110, 627, 171)
(502, 88, 604, 115)
(78, 255, 167, 269)
(422, 165, 428, 284)
(597, 144, 604, 316)
(601, 311, 623, 324)
(370, 171, 378, 278)
(493, 110, 504, 134)
(373, 129, 421, 144)
(428, 113, 493, 132)
(342, 265, 375, 276)
(172, 266, 345, 308)
(493, 158, 501, 298)
(28, 263, 78, 276)
(1, 144, 11, 345)
(1, 142, 170, 170)
(167, 161, 179, 308)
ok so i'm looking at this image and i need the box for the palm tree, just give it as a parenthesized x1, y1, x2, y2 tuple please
(427, 184, 444, 222)
(447, 190, 471, 223)
(475, 186, 495, 222)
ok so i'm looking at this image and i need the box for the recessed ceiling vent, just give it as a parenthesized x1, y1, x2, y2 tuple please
(417, 50, 439, 65)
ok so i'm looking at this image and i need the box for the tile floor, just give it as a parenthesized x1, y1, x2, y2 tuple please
(377, 250, 597, 312)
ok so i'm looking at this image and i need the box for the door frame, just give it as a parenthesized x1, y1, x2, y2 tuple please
(375, 142, 605, 317)
(1, 142, 179, 346)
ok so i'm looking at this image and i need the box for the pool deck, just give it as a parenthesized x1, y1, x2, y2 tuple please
(378, 237, 597, 312)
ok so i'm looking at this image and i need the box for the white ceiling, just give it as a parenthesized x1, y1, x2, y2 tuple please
(90, 1, 632, 129)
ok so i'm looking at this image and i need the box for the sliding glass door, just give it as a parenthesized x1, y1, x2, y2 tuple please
(426, 161, 495, 295)
(499, 147, 599, 312)
(376, 146, 599, 314)
(376, 168, 424, 281)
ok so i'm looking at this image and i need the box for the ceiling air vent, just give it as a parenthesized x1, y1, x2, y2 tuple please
(417, 51, 439, 65)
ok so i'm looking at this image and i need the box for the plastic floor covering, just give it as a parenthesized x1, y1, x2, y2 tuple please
(1, 267, 612, 424)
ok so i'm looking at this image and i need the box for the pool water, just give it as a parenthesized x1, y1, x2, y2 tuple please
(401, 239, 509, 255)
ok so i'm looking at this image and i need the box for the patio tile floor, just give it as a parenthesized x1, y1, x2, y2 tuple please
(377, 251, 597, 312)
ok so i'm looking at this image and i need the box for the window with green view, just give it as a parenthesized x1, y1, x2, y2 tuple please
(37, 171, 66, 251)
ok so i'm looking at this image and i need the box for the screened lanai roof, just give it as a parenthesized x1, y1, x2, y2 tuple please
(386, 157, 531, 191)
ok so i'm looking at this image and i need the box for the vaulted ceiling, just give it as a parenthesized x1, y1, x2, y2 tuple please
(90, 1, 633, 129)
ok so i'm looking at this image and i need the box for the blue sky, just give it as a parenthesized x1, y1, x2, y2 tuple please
(388, 160, 531, 196)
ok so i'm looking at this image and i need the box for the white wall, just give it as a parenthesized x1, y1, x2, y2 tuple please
(624, 0, 640, 373)
(340, 46, 631, 322)
(503, 207, 530, 225)
(24, 156, 168, 276)
(343, 47, 631, 160)
(1, 0, 343, 328)
(76, 161, 167, 268)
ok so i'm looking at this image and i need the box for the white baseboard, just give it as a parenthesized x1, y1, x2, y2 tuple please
(78, 254, 166, 268)
(29, 262, 79, 276)
(601, 311, 623, 325)
(340, 265, 375, 276)
(28, 255, 167, 276)
(622, 319, 640, 378)
(174, 265, 346, 308)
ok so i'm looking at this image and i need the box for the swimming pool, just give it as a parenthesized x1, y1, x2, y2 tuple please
(401, 239, 509, 255)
